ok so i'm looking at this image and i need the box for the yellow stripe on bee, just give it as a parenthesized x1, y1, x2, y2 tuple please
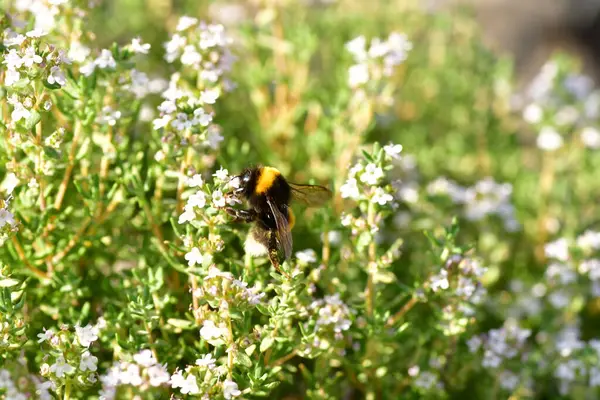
(255, 166, 281, 194)
(288, 208, 295, 230)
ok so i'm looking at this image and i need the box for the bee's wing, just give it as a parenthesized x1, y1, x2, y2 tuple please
(289, 182, 332, 207)
(266, 196, 293, 260)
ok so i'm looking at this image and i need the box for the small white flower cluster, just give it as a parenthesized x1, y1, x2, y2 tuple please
(303, 294, 353, 352)
(429, 255, 488, 335)
(98, 350, 170, 399)
(427, 177, 520, 231)
(37, 323, 102, 390)
(7, 0, 74, 33)
(340, 144, 401, 206)
(467, 319, 531, 370)
(345, 33, 412, 88)
(179, 168, 238, 226)
(169, 366, 241, 399)
(2, 27, 70, 90)
(0, 369, 28, 400)
(0, 368, 53, 400)
(151, 17, 233, 154)
(515, 59, 600, 151)
(0, 202, 17, 245)
(190, 266, 266, 316)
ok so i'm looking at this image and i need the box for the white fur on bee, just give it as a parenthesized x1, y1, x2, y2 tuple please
(244, 231, 268, 257)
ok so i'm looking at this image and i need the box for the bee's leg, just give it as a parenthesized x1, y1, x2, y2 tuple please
(224, 208, 257, 223)
(268, 231, 291, 279)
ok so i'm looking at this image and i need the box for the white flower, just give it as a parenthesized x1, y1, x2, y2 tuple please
(545, 238, 569, 262)
(3, 30, 26, 47)
(340, 178, 360, 200)
(49, 356, 75, 378)
(581, 127, 600, 149)
(0, 208, 15, 228)
(213, 167, 229, 181)
(206, 125, 224, 149)
(187, 174, 204, 188)
(26, 28, 46, 38)
(181, 45, 201, 66)
(119, 363, 142, 386)
(195, 354, 216, 369)
(68, 41, 91, 63)
(37, 328, 54, 343)
(223, 379, 242, 399)
(183, 191, 205, 209)
(164, 34, 187, 63)
(170, 370, 186, 389)
(11, 102, 31, 122)
(5, 69, 21, 86)
(430, 270, 449, 292)
(414, 371, 438, 390)
(75, 324, 99, 347)
(371, 188, 393, 205)
(79, 62, 96, 76)
(158, 100, 177, 114)
(345, 36, 367, 61)
(133, 349, 156, 367)
(80, 351, 98, 372)
(21, 47, 43, 67)
(47, 66, 67, 86)
(178, 205, 196, 224)
(360, 163, 384, 185)
(180, 374, 200, 394)
(3, 172, 19, 194)
(383, 143, 403, 159)
(211, 190, 226, 208)
(153, 115, 171, 130)
(176, 16, 198, 31)
(185, 247, 204, 267)
(95, 49, 116, 69)
(200, 88, 219, 104)
(466, 336, 482, 353)
(537, 127, 563, 151)
(385, 32, 412, 67)
(193, 108, 212, 126)
(229, 177, 240, 190)
(296, 249, 317, 264)
(130, 37, 150, 54)
(523, 103, 543, 124)
(200, 320, 225, 341)
(591, 367, 600, 387)
(348, 63, 369, 88)
(147, 364, 170, 387)
(3, 49, 24, 69)
(499, 371, 519, 390)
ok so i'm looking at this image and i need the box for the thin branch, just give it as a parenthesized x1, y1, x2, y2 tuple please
(10, 236, 49, 280)
(54, 120, 83, 210)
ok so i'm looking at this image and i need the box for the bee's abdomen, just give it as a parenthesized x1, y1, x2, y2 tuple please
(244, 226, 269, 256)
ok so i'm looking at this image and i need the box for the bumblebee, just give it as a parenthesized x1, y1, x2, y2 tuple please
(224, 166, 332, 275)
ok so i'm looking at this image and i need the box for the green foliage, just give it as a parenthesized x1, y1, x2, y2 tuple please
(2, 0, 600, 399)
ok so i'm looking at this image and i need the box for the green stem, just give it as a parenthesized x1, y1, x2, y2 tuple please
(365, 201, 377, 317)
(64, 380, 71, 400)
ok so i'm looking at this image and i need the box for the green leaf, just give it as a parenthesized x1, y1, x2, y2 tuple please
(24, 110, 41, 130)
(260, 336, 274, 352)
(167, 318, 194, 329)
(43, 80, 62, 90)
(245, 344, 256, 356)
(235, 351, 253, 368)
(0, 278, 19, 288)
(43, 146, 61, 160)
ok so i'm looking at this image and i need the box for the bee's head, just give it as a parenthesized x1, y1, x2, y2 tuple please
(229, 167, 258, 199)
